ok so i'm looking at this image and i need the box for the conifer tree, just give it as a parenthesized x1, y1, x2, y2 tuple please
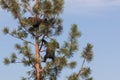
(0, 0, 94, 80)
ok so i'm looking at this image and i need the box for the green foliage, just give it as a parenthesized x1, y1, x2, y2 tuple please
(2, 27, 9, 34)
(0, 0, 20, 18)
(42, 0, 64, 16)
(15, 44, 22, 50)
(4, 57, 10, 65)
(80, 67, 91, 78)
(70, 24, 81, 39)
(53, 0, 64, 14)
(68, 61, 76, 69)
(86, 77, 93, 80)
(21, 77, 27, 80)
(54, 18, 63, 36)
(68, 73, 78, 80)
(33, 1, 40, 14)
(0, 0, 94, 80)
(59, 24, 81, 57)
(43, 0, 53, 16)
(4, 53, 17, 65)
(10, 53, 17, 63)
(82, 43, 93, 62)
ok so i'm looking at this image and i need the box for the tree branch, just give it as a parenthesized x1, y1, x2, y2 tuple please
(40, 50, 46, 52)
(39, 35, 46, 52)
(11, 62, 23, 64)
(77, 58, 86, 76)
(9, 33, 35, 46)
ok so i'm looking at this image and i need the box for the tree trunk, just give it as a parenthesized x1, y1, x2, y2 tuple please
(35, 36, 40, 80)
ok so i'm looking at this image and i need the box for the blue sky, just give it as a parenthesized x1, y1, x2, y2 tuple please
(1, 0, 120, 80)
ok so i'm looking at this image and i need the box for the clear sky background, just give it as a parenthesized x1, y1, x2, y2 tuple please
(0, 0, 120, 80)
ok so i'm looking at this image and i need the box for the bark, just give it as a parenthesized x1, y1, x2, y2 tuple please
(35, 0, 41, 80)
(78, 58, 86, 76)
(35, 36, 40, 80)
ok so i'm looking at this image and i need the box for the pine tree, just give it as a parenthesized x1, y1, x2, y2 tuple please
(0, 0, 94, 80)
